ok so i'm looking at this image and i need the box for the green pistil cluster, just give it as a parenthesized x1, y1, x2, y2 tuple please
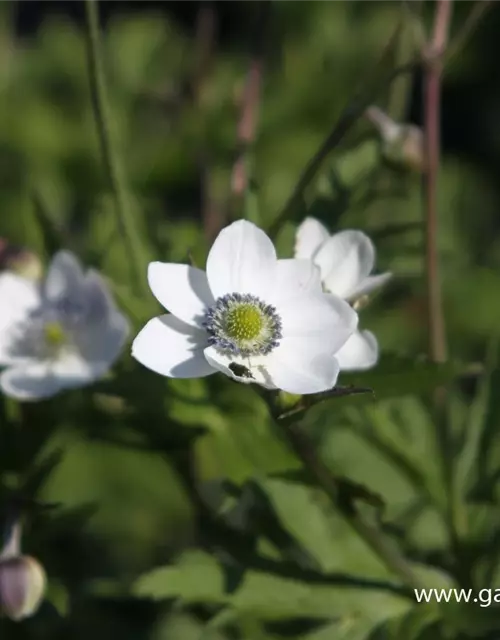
(43, 322, 66, 347)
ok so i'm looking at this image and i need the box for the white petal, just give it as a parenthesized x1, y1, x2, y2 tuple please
(349, 272, 392, 300)
(272, 259, 323, 301)
(75, 310, 130, 374)
(279, 292, 358, 354)
(148, 263, 213, 328)
(335, 330, 379, 371)
(266, 338, 340, 394)
(82, 270, 118, 324)
(314, 230, 375, 299)
(44, 251, 85, 301)
(206, 220, 277, 300)
(0, 362, 61, 401)
(294, 217, 329, 260)
(203, 346, 276, 389)
(0, 273, 40, 366)
(52, 352, 100, 386)
(132, 314, 212, 378)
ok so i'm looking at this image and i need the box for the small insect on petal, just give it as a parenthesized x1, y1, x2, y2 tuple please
(228, 362, 254, 379)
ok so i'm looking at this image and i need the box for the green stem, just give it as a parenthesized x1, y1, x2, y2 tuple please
(267, 20, 418, 240)
(422, 0, 455, 535)
(84, 0, 147, 295)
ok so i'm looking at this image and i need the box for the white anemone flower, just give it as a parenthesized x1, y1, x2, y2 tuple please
(0, 251, 130, 401)
(132, 220, 358, 395)
(295, 217, 391, 371)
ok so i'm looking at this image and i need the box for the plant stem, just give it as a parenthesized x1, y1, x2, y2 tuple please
(231, 58, 263, 199)
(84, 0, 147, 295)
(444, 0, 492, 67)
(423, 0, 461, 569)
(423, 0, 452, 365)
(278, 419, 423, 589)
(230, 1, 269, 228)
(0, 515, 22, 559)
(267, 19, 416, 239)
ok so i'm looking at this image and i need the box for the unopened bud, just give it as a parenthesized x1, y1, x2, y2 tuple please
(365, 106, 425, 173)
(0, 555, 46, 620)
(352, 295, 370, 312)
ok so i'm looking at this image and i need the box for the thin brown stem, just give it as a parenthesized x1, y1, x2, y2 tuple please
(230, 1, 270, 221)
(422, 0, 466, 581)
(231, 58, 264, 198)
(190, 3, 216, 103)
(423, 0, 452, 365)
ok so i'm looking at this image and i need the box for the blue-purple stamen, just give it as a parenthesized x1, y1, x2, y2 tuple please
(202, 292, 282, 357)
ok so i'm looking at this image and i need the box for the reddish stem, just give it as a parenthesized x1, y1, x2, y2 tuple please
(423, 0, 453, 364)
(231, 59, 263, 196)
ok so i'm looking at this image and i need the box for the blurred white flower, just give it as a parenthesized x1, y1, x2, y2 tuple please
(295, 217, 391, 371)
(132, 220, 358, 395)
(0, 251, 130, 401)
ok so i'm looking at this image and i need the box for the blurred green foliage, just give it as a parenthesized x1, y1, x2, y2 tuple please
(2, 0, 500, 638)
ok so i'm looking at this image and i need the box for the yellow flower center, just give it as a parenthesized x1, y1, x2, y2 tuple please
(225, 304, 263, 341)
(43, 322, 66, 347)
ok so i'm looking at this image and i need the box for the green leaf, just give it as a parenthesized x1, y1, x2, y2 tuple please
(334, 140, 379, 187)
(339, 354, 466, 400)
(455, 338, 499, 500)
(230, 573, 410, 622)
(268, 470, 385, 513)
(258, 478, 389, 578)
(20, 447, 65, 496)
(135, 550, 225, 603)
(440, 600, 500, 637)
(369, 604, 442, 640)
(277, 386, 374, 422)
(45, 579, 70, 617)
(134, 550, 412, 623)
(335, 398, 445, 510)
(298, 619, 378, 640)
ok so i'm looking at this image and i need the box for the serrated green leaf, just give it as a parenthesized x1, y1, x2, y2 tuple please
(134, 550, 412, 622)
(135, 550, 225, 603)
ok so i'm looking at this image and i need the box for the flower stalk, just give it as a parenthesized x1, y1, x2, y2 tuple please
(423, 0, 452, 366)
(84, 0, 147, 296)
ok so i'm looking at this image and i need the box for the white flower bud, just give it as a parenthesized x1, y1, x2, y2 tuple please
(0, 555, 46, 621)
(365, 105, 425, 173)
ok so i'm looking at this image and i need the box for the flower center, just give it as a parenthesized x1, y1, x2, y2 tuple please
(203, 293, 282, 357)
(225, 305, 263, 341)
(43, 321, 66, 348)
